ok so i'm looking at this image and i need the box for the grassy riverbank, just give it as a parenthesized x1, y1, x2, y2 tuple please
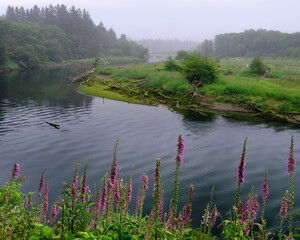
(78, 57, 300, 124)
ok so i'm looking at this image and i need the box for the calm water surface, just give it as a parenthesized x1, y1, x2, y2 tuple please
(0, 67, 299, 231)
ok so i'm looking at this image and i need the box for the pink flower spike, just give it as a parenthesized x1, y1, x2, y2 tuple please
(279, 191, 289, 218)
(236, 137, 247, 184)
(262, 172, 269, 201)
(38, 170, 46, 197)
(12, 163, 20, 180)
(24, 197, 28, 209)
(175, 135, 185, 163)
(287, 135, 295, 174)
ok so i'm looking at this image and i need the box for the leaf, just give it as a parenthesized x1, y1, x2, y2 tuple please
(78, 231, 90, 239)
(40, 226, 54, 237)
(121, 235, 131, 240)
(28, 236, 41, 240)
(33, 222, 44, 228)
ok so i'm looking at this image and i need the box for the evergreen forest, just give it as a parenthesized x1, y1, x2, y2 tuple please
(197, 29, 300, 58)
(0, 5, 149, 68)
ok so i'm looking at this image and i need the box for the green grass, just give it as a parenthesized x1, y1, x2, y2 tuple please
(80, 83, 142, 104)
(107, 63, 190, 93)
(81, 58, 300, 115)
(203, 58, 300, 113)
(202, 74, 300, 112)
(3, 59, 19, 68)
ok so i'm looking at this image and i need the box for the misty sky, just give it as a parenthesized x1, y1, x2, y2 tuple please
(1, 0, 300, 41)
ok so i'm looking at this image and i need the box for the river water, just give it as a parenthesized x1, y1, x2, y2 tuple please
(0, 67, 299, 232)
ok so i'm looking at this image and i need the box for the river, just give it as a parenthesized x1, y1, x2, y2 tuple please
(0, 67, 299, 232)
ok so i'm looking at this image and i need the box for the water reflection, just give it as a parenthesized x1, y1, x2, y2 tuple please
(0, 67, 93, 137)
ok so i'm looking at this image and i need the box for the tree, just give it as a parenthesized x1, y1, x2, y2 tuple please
(0, 39, 7, 68)
(0, 21, 7, 67)
(92, 56, 100, 68)
(196, 39, 214, 56)
(249, 56, 267, 75)
(175, 50, 189, 60)
(181, 53, 219, 85)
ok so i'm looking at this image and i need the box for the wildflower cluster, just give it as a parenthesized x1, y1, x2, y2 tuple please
(0, 135, 297, 240)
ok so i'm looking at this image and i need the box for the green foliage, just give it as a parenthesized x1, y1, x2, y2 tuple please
(212, 29, 300, 58)
(92, 56, 100, 69)
(181, 53, 219, 84)
(113, 39, 149, 60)
(97, 67, 118, 75)
(1, 4, 148, 69)
(0, 23, 8, 67)
(196, 39, 214, 56)
(164, 56, 181, 71)
(249, 57, 268, 76)
(106, 48, 124, 57)
(175, 50, 189, 60)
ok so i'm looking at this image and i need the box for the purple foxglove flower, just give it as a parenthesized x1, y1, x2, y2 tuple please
(128, 183, 132, 202)
(71, 162, 80, 199)
(38, 170, 45, 198)
(44, 183, 49, 213)
(24, 197, 28, 209)
(174, 135, 185, 163)
(100, 181, 107, 215)
(12, 163, 20, 180)
(109, 139, 119, 190)
(262, 172, 269, 201)
(279, 191, 289, 218)
(236, 138, 247, 184)
(80, 161, 89, 204)
(287, 135, 295, 174)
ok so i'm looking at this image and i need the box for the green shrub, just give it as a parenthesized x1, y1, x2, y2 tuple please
(181, 53, 219, 85)
(175, 50, 189, 60)
(164, 56, 181, 71)
(249, 56, 268, 75)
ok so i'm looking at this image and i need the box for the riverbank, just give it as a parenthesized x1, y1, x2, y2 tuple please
(0, 56, 144, 73)
(75, 59, 300, 125)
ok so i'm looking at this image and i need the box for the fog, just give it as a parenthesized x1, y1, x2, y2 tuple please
(1, 0, 300, 41)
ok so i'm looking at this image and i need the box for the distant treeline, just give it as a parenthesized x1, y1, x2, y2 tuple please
(0, 5, 148, 68)
(197, 29, 300, 58)
(135, 39, 199, 54)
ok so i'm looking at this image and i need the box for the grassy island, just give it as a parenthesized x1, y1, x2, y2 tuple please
(76, 57, 300, 125)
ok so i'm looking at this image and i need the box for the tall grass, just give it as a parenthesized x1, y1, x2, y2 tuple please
(202, 74, 300, 112)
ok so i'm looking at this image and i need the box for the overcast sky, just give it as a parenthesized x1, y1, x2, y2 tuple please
(1, 0, 299, 41)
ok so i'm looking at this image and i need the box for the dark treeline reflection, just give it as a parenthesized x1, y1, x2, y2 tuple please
(0, 67, 92, 109)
